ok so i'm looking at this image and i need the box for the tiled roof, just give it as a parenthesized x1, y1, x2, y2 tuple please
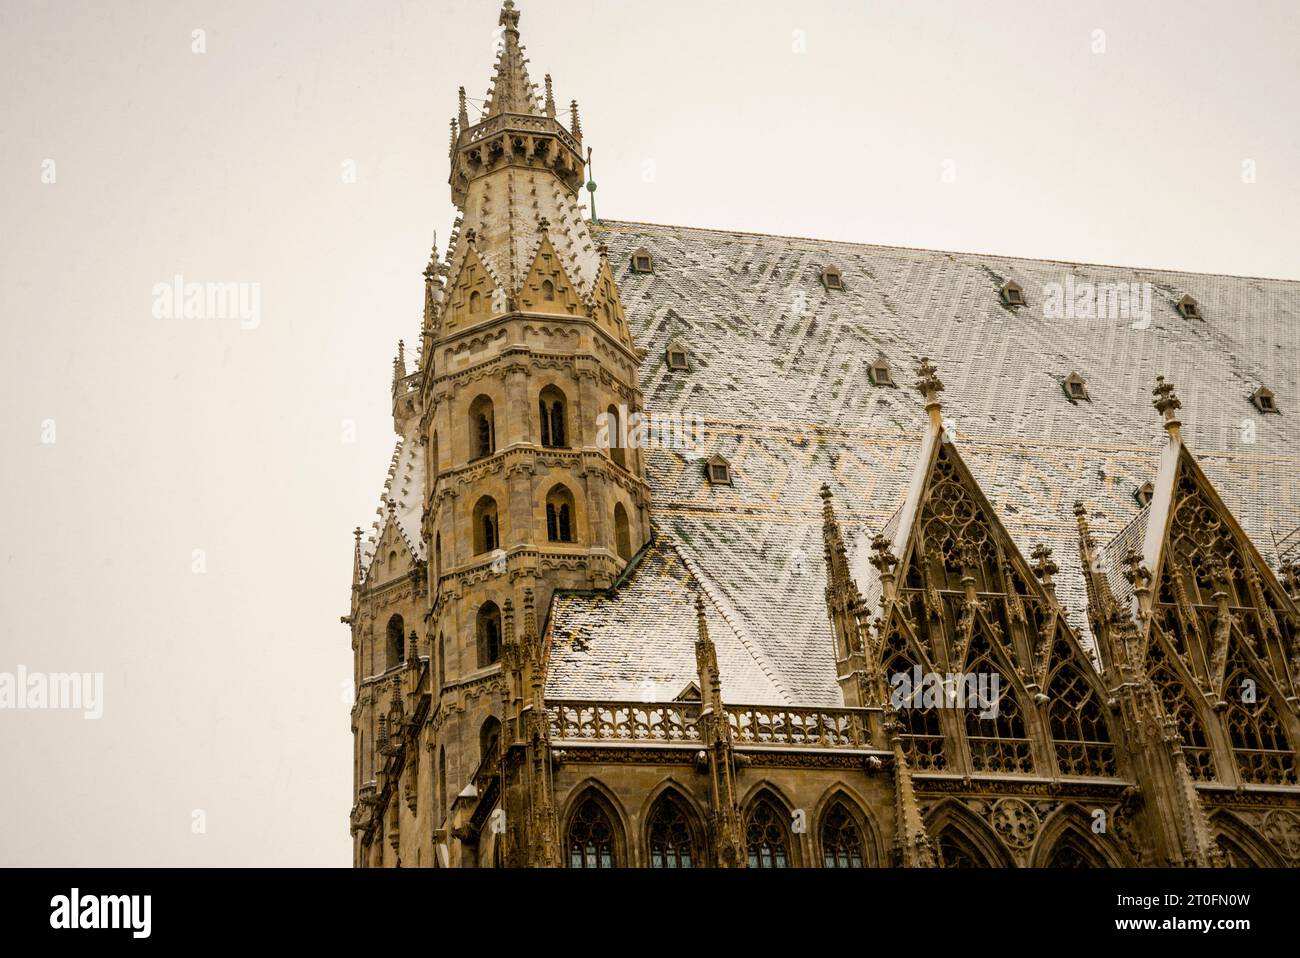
(543, 219, 1300, 706)
(359, 429, 426, 582)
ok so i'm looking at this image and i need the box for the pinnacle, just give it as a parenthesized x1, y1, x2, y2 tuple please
(484, 1, 541, 118)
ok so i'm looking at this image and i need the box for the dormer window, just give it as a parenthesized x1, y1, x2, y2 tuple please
(1176, 295, 1200, 320)
(666, 342, 691, 371)
(868, 353, 895, 387)
(705, 454, 732, 486)
(630, 247, 654, 274)
(1135, 481, 1155, 507)
(1251, 386, 1279, 414)
(1063, 372, 1090, 403)
(1000, 280, 1025, 307)
(821, 266, 844, 291)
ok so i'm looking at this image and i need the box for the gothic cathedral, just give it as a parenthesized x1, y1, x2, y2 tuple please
(346, 2, 1300, 868)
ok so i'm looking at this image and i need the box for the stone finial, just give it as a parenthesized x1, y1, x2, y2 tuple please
(458, 87, 470, 130)
(1030, 543, 1059, 593)
(1280, 559, 1300, 599)
(915, 358, 944, 428)
(869, 534, 897, 576)
(1153, 376, 1182, 434)
(544, 74, 556, 117)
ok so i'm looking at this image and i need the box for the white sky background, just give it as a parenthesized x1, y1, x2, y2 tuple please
(0, 0, 1296, 866)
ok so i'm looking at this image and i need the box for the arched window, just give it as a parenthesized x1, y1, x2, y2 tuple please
(745, 797, 792, 869)
(566, 794, 618, 868)
(1047, 650, 1117, 777)
(541, 279, 555, 301)
(386, 614, 404, 670)
(1044, 834, 1108, 868)
(546, 485, 576, 543)
(606, 404, 626, 469)
(538, 386, 568, 449)
(1225, 658, 1296, 786)
(936, 828, 993, 868)
(477, 601, 502, 667)
(469, 290, 482, 314)
(1147, 643, 1216, 781)
(479, 716, 501, 768)
(469, 395, 495, 460)
(437, 631, 446, 691)
(821, 802, 866, 868)
(433, 532, 442, 592)
(880, 629, 946, 770)
(614, 503, 632, 562)
(647, 793, 698, 868)
(963, 633, 1033, 774)
(473, 496, 499, 554)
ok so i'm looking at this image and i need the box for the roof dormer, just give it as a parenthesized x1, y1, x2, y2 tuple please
(1063, 372, 1090, 403)
(1000, 279, 1026, 307)
(1176, 294, 1201, 320)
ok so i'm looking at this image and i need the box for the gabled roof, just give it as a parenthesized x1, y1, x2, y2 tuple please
(359, 429, 426, 583)
(545, 537, 794, 705)
(544, 219, 1300, 704)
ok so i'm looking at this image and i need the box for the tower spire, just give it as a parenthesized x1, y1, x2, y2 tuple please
(485, 1, 539, 117)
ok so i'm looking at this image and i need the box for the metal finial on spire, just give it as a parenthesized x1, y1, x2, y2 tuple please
(423, 232, 439, 281)
(585, 146, 598, 225)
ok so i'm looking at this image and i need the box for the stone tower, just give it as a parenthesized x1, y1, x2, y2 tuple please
(416, 0, 651, 863)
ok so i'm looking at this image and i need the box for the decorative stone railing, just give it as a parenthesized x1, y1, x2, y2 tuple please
(548, 701, 702, 744)
(727, 705, 873, 749)
(547, 701, 876, 750)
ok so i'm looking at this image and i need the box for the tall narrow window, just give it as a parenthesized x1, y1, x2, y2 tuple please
(614, 503, 632, 561)
(473, 496, 499, 554)
(539, 386, 568, 448)
(469, 395, 495, 460)
(542, 279, 555, 301)
(821, 803, 866, 868)
(468, 290, 482, 314)
(1047, 651, 1116, 777)
(546, 485, 576, 543)
(437, 746, 447, 824)
(386, 614, 404, 670)
(566, 795, 618, 868)
(476, 601, 502, 667)
(606, 405, 626, 469)
(745, 797, 792, 869)
(647, 794, 698, 868)
(437, 632, 446, 692)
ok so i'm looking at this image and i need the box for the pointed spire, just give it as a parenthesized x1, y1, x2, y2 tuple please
(393, 340, 407, 384)
(694, 593, 723, 713)
(457, 87, 469, 130)
(423, 233, 439, 281)
(484, 1, 539, 117)
(352, 527, 363, 587)
(544, 74, 556, 117)
(821, 483, 868, 620)
(570, 99, 582, 142)
(448, 117, 459, 160)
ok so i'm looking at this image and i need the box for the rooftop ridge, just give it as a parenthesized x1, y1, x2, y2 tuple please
(597, 218, 1300, 284)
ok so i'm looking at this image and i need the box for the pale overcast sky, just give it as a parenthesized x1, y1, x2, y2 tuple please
(1, 0, 1297, 865)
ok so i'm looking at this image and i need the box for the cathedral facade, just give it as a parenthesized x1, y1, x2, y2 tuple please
(345, 1, 1300, 868)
